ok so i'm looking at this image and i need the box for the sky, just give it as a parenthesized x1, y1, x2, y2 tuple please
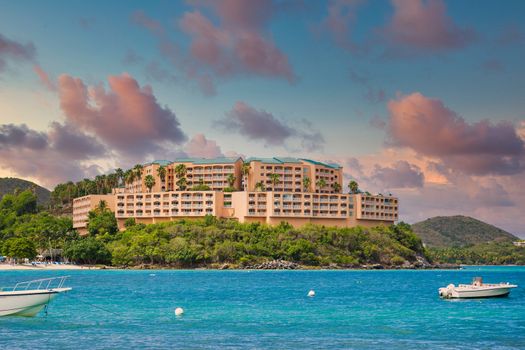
(0, 0, 524, 236)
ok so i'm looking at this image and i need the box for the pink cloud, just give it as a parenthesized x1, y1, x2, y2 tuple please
(33, 65, 56, 91)
(184, 133, 223, 158)
(58, 73, 187, 158)
(131, 4, 295, 95)
(178, 3, 295, 82)
(319, 0, 365, 53)
(383, 0, 475, 52)
(387, 92, 525, 175)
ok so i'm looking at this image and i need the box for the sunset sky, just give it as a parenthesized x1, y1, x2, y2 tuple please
(0, 0, 524, 236)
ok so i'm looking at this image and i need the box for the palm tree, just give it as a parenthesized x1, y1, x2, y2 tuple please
(241, 163, 250, 190)
(255, 181, 265, 192)
(124, 169, 136, 190)
(157, 166, 167, 191)
(176, 177, 187, 191)
(144, 175, 156, 192)
(133, 164, 144, 180)
(227, 174, 236, 188)
(332, 182, 341, 193)
(348, 180, 359, 194)
(302, 176, 311, 192)
(316, 178, 327, 192)
(97, 200, 108, 211)
(268, 173, 280, 190)
(174, 164, 187, 178)
(115, 168, 124, 187)
(107, 173, 119, 193)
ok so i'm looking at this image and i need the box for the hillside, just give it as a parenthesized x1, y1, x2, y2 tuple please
(412, 215, 518, 248)
(0, 177, 51, 206)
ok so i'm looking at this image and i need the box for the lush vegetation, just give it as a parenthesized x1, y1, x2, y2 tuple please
(428, 243, 525, 265)
(77, 210, 427, 267)
(3, 183, 524, 268)
(412, 215, 517, 248)
(0, 189, 76, 260)
(0, 177, 51, 206)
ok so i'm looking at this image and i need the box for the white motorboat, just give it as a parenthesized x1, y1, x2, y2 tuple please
(0, 276, 71, 316)
(439, 277, 517, 299)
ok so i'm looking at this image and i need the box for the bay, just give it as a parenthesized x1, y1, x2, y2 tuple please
(1, 266, 524, 349)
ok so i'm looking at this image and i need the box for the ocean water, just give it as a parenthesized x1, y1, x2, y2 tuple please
(1, 266, 524, 349)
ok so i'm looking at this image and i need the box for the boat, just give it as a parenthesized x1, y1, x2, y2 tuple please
(439, 277, 517, 299)
(0, 276, 71, 317)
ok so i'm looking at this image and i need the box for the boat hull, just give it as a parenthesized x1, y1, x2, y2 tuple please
(439, 285, 517, 299)
(449, 287, 513, 299)
(0, 288, 70, 317)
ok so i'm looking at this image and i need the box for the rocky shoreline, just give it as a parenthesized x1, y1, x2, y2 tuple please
(122, 258, 461, 270)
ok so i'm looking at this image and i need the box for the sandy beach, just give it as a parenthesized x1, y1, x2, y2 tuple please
(0, 263, 99, 270)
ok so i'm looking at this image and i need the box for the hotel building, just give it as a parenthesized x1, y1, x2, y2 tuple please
(73, 157, 398, 235)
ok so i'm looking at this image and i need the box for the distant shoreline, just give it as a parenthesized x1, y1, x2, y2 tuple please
(3, 263, 522, 272)
(0, 263, 99, 271)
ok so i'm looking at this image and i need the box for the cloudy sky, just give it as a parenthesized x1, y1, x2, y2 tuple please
(1, 0, 524, 236)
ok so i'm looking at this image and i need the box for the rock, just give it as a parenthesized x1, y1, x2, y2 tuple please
(219, 263, 229, 270)
(243, 259, 299, 270)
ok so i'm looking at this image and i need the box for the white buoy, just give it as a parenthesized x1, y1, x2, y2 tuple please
(308, 290, 315, 297)
(174, 307, 184, 316)
(149, 273, 156, 277)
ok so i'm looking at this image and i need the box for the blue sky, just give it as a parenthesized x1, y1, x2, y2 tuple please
(0, 0, 524, 235)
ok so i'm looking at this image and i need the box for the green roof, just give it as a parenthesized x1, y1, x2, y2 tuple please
(300, 158, 341, 169)
(245, 157, 341, 169)
(146, 160, 172, 166)
(173, 157, 242, 165)
(144, 157, 340, 169)
(144, 157, 242, 166)
(245, 157, 302, 164)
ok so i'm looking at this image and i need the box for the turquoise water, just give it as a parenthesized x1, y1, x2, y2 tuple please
(1, 267, 524, 349)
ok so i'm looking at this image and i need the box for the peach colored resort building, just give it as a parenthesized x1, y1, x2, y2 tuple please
(73, 157, 398, 235)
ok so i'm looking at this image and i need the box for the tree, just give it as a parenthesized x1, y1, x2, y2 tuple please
(191, 179, 211, 191)
(115, 168, 124, 187)
(227, 174, 236, 188)
(133, 164, 144, 180)
(157, 166, 167, 190)
(164, 237, 200, 266)
(97, 200, 108, 211)
(241, 163, 250, 190)
(174, 164, 187, 178)
(3, 237, 37, 261)
(20, 212, 74, 256)
(87, 202, 118, 236)
(303, 177, 311, 192)
(2, 190, 38, 216)
(316, 178, 327, 192)
(124, 169, 136, 188)
(144, 175, 156, 192)
(348, 180, 359, 194)
(124, 218, 136, 228)
(176, 177, 187, 191)
(332, 183, 341, 193)
(95, 175, 103, 194)
(268, 173, 280, 189)
(255, 181, 265, 192)
(63, 237, 111, 265)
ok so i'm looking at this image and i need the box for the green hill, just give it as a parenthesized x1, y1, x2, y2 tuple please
(0, 177, 51, 206)
(412, 215, 518, 248)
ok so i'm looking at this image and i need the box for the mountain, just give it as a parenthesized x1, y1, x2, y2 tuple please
(0, 177, 51, 206)
(412, 215, 518, 248)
